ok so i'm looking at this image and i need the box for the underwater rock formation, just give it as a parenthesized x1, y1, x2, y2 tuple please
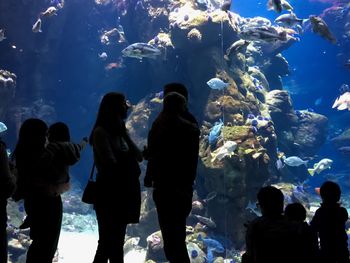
(293, 111, 328, 156)
(0, 69, 16, 119)
(120, 0, 329, 247)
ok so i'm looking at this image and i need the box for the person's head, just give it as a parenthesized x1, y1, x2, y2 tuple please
(162, 92, 187, 115)
(285, 202, 306, 222)
(257, 186, 284, 216)
(14, 118, 48, 158)
(163, 83, 189, 101)
(90, 92, 129, 143)
(320, 181, 341, 204)
(48, 122, 70, 142)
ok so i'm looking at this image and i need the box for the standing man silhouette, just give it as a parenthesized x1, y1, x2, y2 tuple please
(145, 83, 200, 263)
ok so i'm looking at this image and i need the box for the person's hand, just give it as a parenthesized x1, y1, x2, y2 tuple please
(81, 137, 88, 148)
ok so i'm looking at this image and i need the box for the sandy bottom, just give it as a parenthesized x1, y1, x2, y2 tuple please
(57, 231, 147, 263)
(57, 231, 98, 263)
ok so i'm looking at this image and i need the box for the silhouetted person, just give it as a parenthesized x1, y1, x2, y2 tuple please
(90, 92, 142, 263)
(285, 202, 319, 263)
(243, 186, 302, 263)
(143, 83, 198, 162)
(310, 181, 350, 263)
(42, 122, 87, 195)
(12, 118, 50, 263)
(0, 134, 16, 262)
(145, 91, 200, 263)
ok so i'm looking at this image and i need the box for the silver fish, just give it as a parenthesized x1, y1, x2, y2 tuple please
(283, 156, 308, 167)
(207, 77, 229, 90)
(275, 13, 304, 28)
(240, 26, 287, 42)
(194, 214, 217, 228)
(122, 42, 161, 59)
(0, 29, 6, 42)
(32, 18, 42, 33)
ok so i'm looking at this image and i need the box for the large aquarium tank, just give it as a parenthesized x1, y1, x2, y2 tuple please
(1, 0, 350, 262)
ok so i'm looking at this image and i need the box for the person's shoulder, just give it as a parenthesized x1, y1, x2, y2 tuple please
(338, 206, 348, 219)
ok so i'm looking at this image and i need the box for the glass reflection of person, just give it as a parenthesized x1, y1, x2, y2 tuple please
(89, 92, 142, 263)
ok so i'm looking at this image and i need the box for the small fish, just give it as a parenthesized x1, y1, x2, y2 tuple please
(246, 200, 262, 217)
(283, 156, 308, 167)
(281, 0, 293, 11)
(194, 215, 217, 228)
(207, 78, 229, 90)
(98, 52, 108, 60)
(240, 26, 287, 42)
(0, 29, 6, 42)
(203, 191, 217, 203)
(276, 158, 284, 170)
(122, 42, 161, 60)
(308, 158, 333, 176)
(275, 12, 304, 28)
(225, 40, 250, 59)
(208, 119, 224, 146)
(0, 122, 7, 133)
(338, 146, 350, 155)
(332, 92, 350, 111)
(104, 61, 124, 71)
(32, 18, 42, 33)
(40, 6, 58, 18)
(314, 187, 320, 195)
(221, 0, 232, 12)
(267, 0, 282, 13)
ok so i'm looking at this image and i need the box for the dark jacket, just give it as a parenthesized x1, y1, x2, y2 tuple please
(145, 112, 200, 191)
(0, 141, 15, 200)
(244, 215, 303, 263)
(311, 203, 350, 262)
(92, 126, 141, 223)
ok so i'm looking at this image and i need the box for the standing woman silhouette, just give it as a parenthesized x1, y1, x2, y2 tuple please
(12, 118, 64, 263)
(89, 92, 142, 263)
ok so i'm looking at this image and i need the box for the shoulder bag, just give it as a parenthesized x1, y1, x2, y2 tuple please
(82, 163, 96, 204)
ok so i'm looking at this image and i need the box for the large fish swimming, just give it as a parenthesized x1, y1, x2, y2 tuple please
(211, 140, 237, 162)
(283, 156, 308, 167)
(309, 15, 336, 44)
(122, 42, 161, 59)
(240, 26, 287, 42)
(308, 158, 333, 176)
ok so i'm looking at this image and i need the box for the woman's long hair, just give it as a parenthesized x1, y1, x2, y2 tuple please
(13, 118, 48, 167)
(89, 92, 126, 145)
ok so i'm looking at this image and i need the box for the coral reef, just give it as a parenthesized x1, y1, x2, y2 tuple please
(120, 0, 328, 247)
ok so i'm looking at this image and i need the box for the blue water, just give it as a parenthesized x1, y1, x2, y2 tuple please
(1, 0, 350, 260)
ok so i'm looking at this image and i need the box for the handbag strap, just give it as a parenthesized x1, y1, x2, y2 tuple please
(89, 163, 96, 180)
